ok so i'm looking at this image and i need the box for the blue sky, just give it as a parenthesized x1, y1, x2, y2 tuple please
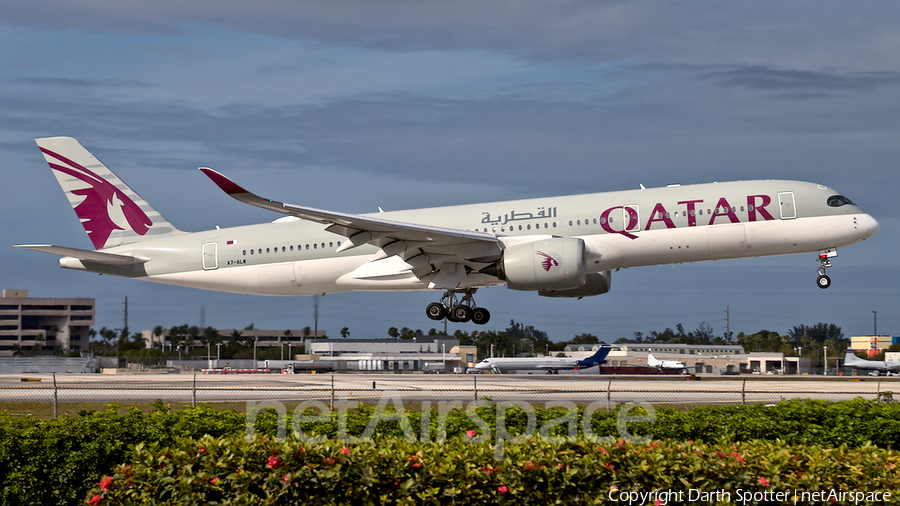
(2, 1, 899, 342)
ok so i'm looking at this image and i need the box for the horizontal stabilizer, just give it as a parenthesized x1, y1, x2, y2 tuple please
(14, 244, 148, 265)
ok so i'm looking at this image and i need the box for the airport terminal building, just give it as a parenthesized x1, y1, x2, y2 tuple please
(0, 289, 94, 356)
(308, 337, 476, 372)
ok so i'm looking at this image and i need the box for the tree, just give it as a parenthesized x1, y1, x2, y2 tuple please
(570, 333, 599, 345)
(33, 333, 46, 352)
(340, 327, 350, 338)
(505, 320, 552, 355)
(788, 323, 844, 346)
(153, 325, 164, 349)
(387, 327, 399, 338)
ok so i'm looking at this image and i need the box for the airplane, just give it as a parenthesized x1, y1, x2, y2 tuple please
(647, 349, 687, 372)
(842, 350, 900, 375)
(16, 137, 880, 326)
(473, 345, 612, 373)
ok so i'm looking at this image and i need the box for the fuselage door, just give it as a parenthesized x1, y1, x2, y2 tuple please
(778, 192, 796, 220)
(202, 242, 218, 270)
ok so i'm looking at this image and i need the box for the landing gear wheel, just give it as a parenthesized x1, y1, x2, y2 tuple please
(817, 274, 831, 289)
(426, 302, 446, 321)
(471, 307, 491, 325)
(449, 305, 472, 323)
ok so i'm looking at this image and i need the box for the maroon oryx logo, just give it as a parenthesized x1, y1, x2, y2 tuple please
(41, 147, 152, 249)
(535, 251, 559, 272)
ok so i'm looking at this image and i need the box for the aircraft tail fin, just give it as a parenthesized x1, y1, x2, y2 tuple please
(35, 137, 182, 250)
(579, 344, 612, 367)
(843, 350, 866, 367)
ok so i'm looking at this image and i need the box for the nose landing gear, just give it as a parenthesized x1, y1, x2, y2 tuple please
(816, 248, 837, 289)
(425, 289, 491, 325)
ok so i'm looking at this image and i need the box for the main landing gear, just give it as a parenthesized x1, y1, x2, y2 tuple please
(816, 249, 837, 289)
(426, 289, 491, 325)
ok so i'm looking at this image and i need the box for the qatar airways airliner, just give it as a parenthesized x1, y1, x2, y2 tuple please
(17, 137, 879, 325)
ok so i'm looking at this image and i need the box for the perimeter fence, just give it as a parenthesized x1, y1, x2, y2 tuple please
(1, 375, 896, 418)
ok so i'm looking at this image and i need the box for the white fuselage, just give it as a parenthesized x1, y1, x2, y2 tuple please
(66, 179, 879, 296)
(474, 356, 584, 372)
(647, 352, 686, 370)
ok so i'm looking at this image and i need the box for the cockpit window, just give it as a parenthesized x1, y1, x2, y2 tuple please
(827, 195, 855, 207)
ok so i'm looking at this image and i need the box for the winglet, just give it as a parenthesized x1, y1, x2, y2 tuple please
(199, 167, 250, 195)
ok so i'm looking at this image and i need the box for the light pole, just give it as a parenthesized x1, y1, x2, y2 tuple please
(873, 311, 877, 336)
(215, 342, 222, 362)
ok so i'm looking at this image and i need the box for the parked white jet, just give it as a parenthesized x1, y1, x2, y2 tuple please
(843, 350, 900, 375)
(647, 350, 687, 372)
(474, 345, 612, 373)
(17, 137, 880, 324)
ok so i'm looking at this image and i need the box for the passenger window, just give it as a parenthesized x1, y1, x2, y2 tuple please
(243, 250, 247, 256)
(313, 244, 317, 249)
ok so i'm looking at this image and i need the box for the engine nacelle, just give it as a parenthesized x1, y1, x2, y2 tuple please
(494, 237, 586, 292)
(539, 270, 612, 298)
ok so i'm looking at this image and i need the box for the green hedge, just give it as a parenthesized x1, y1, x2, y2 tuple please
(2, 398, 899, 506)
(85, 436, 900, 505)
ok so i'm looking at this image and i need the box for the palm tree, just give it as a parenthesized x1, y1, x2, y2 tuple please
(340, 327, 350, 338)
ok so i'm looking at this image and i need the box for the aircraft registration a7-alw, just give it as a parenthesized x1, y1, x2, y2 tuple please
(17, 137, 879, 325)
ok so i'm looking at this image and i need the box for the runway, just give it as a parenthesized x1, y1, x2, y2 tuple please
(1, 373, 895, 408)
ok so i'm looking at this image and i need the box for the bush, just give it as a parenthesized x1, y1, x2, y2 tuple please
(85, 435, 900, 505)
(3, 398, 900, 505)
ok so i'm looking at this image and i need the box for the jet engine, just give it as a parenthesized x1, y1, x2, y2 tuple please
(483, 237, 587, 292)
(538, 270, 612, 298)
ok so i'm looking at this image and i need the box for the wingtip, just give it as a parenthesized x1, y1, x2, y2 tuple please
(199, 167, 249, 195)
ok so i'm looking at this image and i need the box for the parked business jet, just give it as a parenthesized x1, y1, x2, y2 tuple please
(474, 345, 612, 373)
(17, 137, 879, 325)
(843, 350, 900, 375)
(647, 350, 687, 372)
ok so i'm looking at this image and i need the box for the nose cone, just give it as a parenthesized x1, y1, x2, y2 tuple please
(860, 213, 880, 238)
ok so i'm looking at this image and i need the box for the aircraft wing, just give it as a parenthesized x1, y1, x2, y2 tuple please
(13, 244, 148, 265)
(200, 168, 502, 288)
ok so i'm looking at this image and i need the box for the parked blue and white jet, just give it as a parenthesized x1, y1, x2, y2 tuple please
(474, 345, 612, 373)
(16, 137, 880, 325)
